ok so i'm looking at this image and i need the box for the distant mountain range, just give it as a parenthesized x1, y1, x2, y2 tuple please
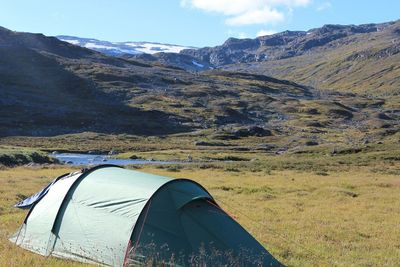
(0, 25, 311, 137)
(57, 35, 195, 56)
(60, 20, 400, 96)
(0, 22, 398, 147)
(56, 36, 210, 71)
(142, 20, 400, 96)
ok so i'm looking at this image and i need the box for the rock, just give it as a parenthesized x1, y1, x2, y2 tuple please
(256, 144, 278, 151)
(212, 134, 239, 140)
(108, 150, 117, 155)
(327, 109, 353, 119)
(382, 129, 398, 136)
(194, 141, 228, 146)
(362, 139, 370, 145)
(305, 141, 319, 146)
(129, 155, 142, 160)
(306, 108, 320, 115)
(231, 147, 251, 151)
(377, 113, 393, 120)
(233, 126, 273, 138)
(306, 121, 325, 128)
(275, 147, 288, 155)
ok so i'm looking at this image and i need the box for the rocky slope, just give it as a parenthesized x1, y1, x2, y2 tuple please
(144, 20, 400, 96)
(0, 26, 398, 150)
(57, 21, 400, 96)
(222, 21, 400, 96)
(0, 26, 312, 137)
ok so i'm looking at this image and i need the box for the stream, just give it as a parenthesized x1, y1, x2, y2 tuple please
(51, 153, 180, 166)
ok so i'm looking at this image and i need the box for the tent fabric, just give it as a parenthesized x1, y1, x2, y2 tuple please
(129, 182, 280, 266)
(11, 171, 83, 256)
(14, 171, 80, 209)
(10, 165, 282, 266)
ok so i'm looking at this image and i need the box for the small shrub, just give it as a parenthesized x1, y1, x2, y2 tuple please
(224, 167, 241, 172)
(166, 165, 182, 172)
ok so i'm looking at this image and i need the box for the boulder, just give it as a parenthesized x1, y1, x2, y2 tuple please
(233, 126, 273, 138)
(305, 140, 319, 146)
(327, 109, 353, 119)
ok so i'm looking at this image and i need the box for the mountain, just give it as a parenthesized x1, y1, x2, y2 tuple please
(0, 26, 189, 136)
(57, 36, 211, 71)
(60, 21, 400, 97)
(221, 21, 400, 96)
(57, 35, 195, 56)
(143, 20, 400, 96)
(0, 25, 398, 150)
(0, 26, 313, 138)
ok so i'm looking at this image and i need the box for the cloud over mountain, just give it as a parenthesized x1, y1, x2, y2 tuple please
(181, 0, 311, 26)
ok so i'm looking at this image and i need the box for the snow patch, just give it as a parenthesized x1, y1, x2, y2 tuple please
(60, 39, 80, 45)
(56, 36, 196, 56)
(84, 43, 115, 50)
(125, 43, 191, 54)
(192, 60, 204, 68)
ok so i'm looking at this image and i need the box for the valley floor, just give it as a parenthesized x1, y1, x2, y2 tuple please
(1, 158, 399, 266)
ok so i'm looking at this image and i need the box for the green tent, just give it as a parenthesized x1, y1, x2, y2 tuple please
(10, 165, 282, 266)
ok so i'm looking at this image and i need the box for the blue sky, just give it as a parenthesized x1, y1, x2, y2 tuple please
(0, 0, 399, 47)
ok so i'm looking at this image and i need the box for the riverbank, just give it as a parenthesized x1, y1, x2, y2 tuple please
(0, 146, 58, 167)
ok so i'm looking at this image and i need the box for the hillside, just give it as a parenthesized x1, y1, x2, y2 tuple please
(0, 26, 398, 152)
(58, 21, 400, 96)
(137, 20, 399, 96)
(0, 26, 194, 136)
(0, 26, 310, 137)
(222, 21, 400, 96)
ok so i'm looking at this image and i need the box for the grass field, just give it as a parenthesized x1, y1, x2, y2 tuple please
(1, 156, 399, 266)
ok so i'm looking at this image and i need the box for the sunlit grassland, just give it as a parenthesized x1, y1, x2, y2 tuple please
(0, 166, 90, 267)
(0, 157, 399, 266)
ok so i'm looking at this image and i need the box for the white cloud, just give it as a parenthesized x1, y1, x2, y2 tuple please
(180, 0, 263, 15)
(226, 7, 284, 26)
(256, 29, 278, 37)
(316, 1, 332, 11)
(181, 0, 311, 26)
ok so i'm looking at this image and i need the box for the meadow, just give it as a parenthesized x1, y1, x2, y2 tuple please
(0, 12, 399, 267)
(0, 150, 399, 266)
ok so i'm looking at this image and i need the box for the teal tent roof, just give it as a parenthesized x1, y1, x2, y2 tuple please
(10, 165, 282, 266)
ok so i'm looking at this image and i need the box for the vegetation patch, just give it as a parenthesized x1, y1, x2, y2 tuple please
(0, 147, 58, 167)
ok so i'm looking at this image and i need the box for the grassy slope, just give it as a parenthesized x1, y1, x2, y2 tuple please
(224, 21, 400, 96)
(1, 152, 399, 266)
(1, 25, 399, 140)
(0, 146, 58, 167)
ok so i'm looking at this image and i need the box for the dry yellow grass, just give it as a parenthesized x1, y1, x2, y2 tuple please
(1, 165, 399, 266)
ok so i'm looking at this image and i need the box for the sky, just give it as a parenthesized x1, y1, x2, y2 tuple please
(0, 0, 399, 47)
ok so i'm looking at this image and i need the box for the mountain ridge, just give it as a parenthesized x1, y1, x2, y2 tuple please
(0, 25, 313, 137)
(55, 20, 400, 96)
(0, 25, 398, 151)
(134, 20, 400, 96)
(57, 35, 195, 56)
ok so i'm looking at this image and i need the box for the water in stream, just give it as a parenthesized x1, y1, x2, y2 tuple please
(52, 153, 180, 166)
